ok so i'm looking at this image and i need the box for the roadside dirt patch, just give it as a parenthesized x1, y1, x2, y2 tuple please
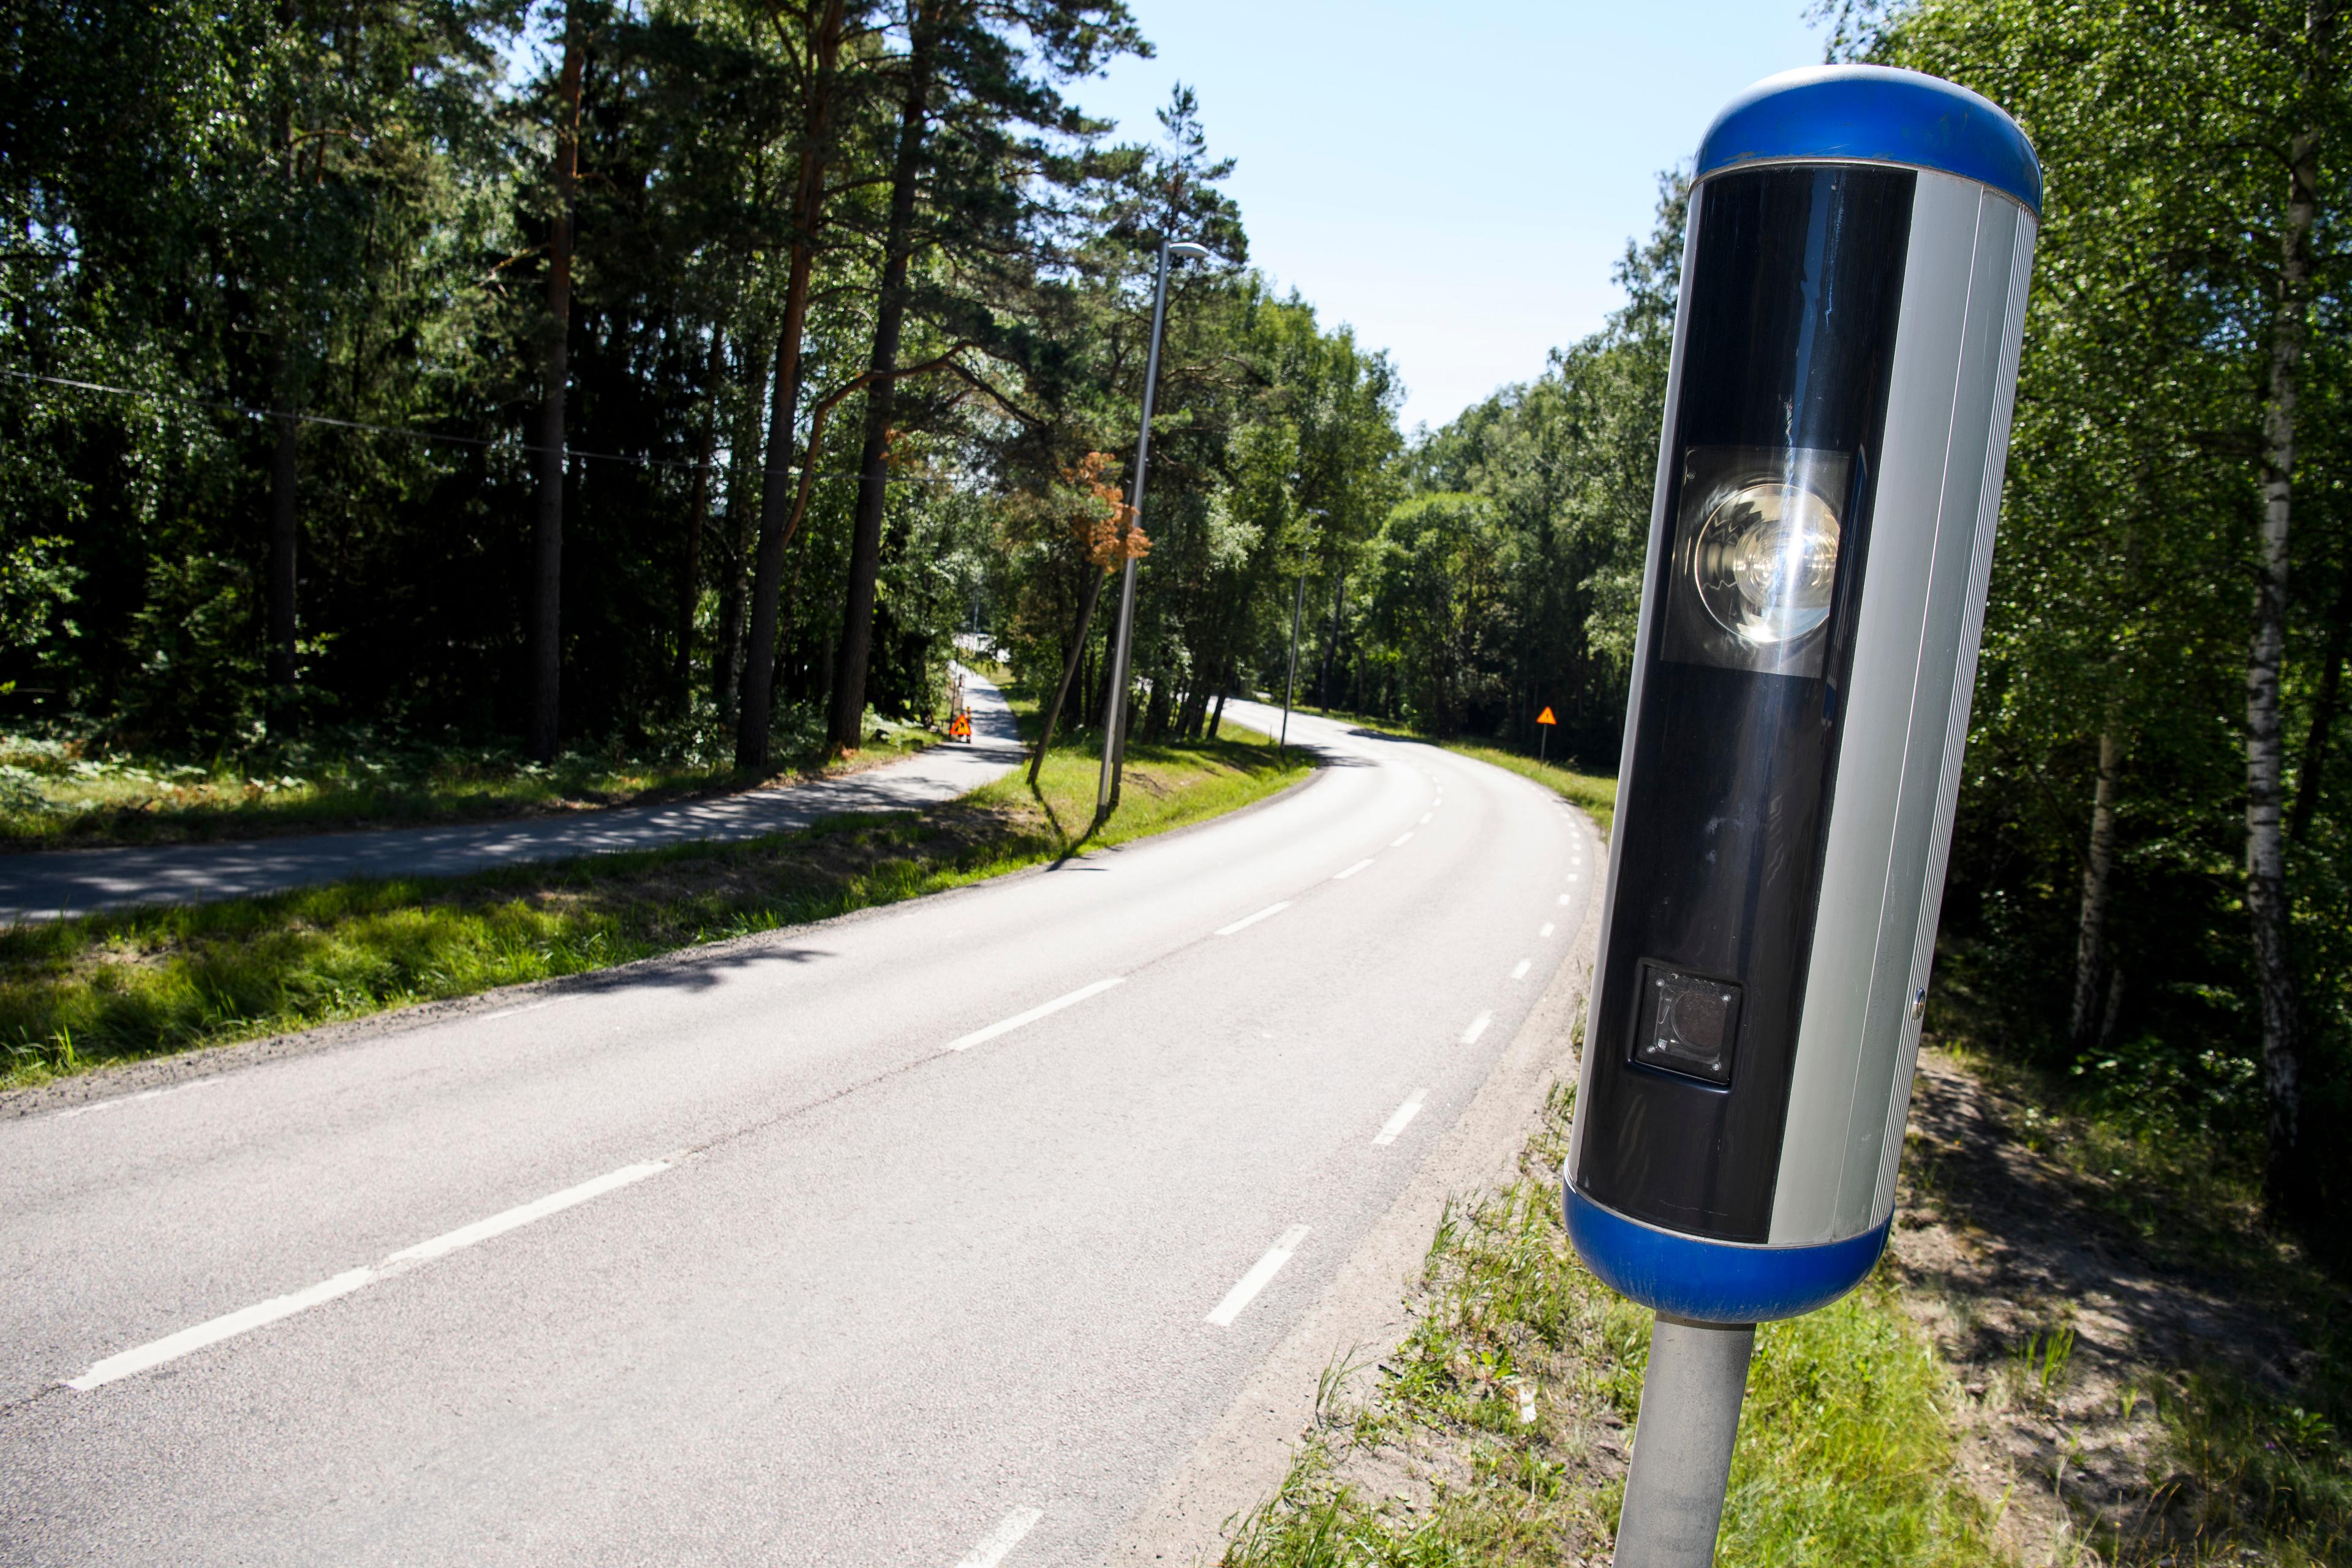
(1889, 1050, 2332, 1564)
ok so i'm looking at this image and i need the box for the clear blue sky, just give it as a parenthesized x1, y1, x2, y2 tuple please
(1068, 2, 1830, 432)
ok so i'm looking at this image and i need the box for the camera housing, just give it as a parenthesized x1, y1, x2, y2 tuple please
(1563, 67, 2041, 1323)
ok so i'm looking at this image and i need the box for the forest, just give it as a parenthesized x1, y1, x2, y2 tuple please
(2, 0, 2347, 1253)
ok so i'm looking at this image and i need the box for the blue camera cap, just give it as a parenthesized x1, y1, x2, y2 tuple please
(1695, 64, 2041, 214)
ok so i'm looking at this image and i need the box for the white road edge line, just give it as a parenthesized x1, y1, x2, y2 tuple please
(53, 1079, 217, 1121)
(1510, 959, 1531, 980)
(944, 977, 1125, 1051)
(953, 1506, 1045, 1568)
(65, 1160, 673, 1390)
(1207, 1226, 1309, 1326)
(1373, 1090, 1427, 1147)
(1390, 831, 1414, 847)
(1332, 858, 1374, 881)
(478, 999, 556, 1023)
(1215, 902, 1292, 937)
(1461, 1011, 1493, 1045)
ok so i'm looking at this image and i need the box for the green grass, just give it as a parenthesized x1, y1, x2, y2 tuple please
(0, 713, 940, 849)
(2154, 1364, 2352, 1566)
(0, 722, 1308, 1092)
(1221, 1082, 2002, 1567)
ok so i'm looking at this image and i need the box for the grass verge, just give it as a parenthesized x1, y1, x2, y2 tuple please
(1, 724, 1308, 1093)
(1222, 1081, 2001, 1567)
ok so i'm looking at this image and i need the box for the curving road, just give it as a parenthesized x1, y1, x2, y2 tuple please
(0, 668, 1026, 924)
(0, 704, 1599, 1567)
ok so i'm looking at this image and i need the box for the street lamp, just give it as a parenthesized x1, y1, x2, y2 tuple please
(1098, 236, 1212, 820)
(1280, 507, 1328, 755)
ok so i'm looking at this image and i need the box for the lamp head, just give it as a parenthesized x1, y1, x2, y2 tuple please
(1167, 241, 1212, 262)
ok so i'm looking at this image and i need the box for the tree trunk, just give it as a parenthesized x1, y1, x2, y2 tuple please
(529, 0, 584, 764)
(1317, 567, 1346, 708)
(715, 333, 770, 724)
(2070, 725, 2123, 1051)
(1144, 669, 1171, 741)
(1177, 679, 1206, 739)
(265, 350, 298, 721)
(828, 2, 937, 749)
(1208, 686, 1226, 740)
(676, 330, 722, 714)
(2290, 556, 2351, 842)
(2249, 70, 2321, 1219)
(1093, 641, 1115, 742)
(1030, 568, 1105, 786)
(737, 0, 851, 774)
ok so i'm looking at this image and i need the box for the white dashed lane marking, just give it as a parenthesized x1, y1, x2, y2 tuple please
(952, 1507, 1044, 1568)
(944, 978, 1125, 1052)
(1215, 902, 1291, 937)
(1374, 1091, 1427, 1146)
(66, 1160, 673, 1390)
(1207, 1227, 1309, 1326)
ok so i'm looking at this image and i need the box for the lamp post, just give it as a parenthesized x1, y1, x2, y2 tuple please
(1279, 507, 1327, 756)
(1098, 236, 1211, 821)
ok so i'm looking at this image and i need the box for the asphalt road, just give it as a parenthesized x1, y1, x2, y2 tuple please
(0, 667, 1025, 924)
(0, 703, 1600, 1566)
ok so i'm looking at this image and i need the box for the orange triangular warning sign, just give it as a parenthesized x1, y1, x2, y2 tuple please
(1536, 706, 1558, 726)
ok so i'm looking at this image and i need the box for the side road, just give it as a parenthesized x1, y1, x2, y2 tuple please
(0, 669, 1022, 923)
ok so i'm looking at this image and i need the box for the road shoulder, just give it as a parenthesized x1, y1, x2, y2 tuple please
(1107, 805, 1603, 1566)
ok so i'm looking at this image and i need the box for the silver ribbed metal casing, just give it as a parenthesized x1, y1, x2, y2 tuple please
(1768, 170, 2035, 1245)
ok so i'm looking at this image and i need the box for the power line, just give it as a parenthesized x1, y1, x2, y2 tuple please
(1, 368, 970, 484)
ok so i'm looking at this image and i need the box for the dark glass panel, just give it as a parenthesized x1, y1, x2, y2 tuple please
(1577, 164, 1913, 1242)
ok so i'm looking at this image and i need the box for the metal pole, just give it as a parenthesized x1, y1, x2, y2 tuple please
(1613, 1317, 1755, 1568)
(1280, 563, 1306, 753)
(1098, 238, 1176, 820)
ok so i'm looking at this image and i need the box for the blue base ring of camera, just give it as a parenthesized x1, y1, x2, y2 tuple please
(1562, 1183, 1890, 1324)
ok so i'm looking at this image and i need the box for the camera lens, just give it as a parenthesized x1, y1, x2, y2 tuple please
(1690, 481, 1841, 646)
